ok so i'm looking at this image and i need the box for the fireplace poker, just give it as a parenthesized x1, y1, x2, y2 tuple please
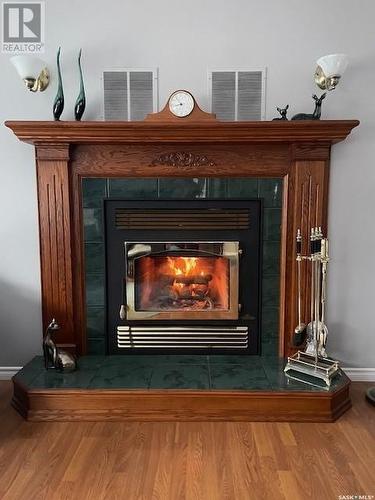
(305, 228, 316, 355)
(294, 229, 306, 344)
(314, 227, 322, 364)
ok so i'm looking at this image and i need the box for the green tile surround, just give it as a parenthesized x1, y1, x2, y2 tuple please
(15, 355, 348, 392)
(82, 177, 283, 356)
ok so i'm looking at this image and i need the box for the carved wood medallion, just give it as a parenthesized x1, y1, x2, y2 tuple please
(151, 152, 216, 168)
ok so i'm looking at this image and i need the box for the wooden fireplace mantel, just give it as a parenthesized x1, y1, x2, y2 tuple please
(6, 119, 358, 144)
(5, 119, 359, 357)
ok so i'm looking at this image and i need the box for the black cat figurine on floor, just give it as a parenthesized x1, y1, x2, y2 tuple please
(291, 93, 326, 120)
(43, 319, 77, 372)
(273, 105, 289, 120)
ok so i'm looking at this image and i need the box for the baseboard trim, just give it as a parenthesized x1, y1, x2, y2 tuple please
(0, 367, 22, 380)
(343, 368, 375, 382)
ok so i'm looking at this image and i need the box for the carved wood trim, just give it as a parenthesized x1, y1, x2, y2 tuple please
(151, 152, 216, 168)
(73, 144, 290, 177)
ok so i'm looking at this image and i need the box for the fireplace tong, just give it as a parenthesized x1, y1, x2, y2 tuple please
(284, 227, 340, 388)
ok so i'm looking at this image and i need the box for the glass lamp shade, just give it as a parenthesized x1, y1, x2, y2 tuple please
(10, 55, 46, 79)
(316, 54, 349, 78)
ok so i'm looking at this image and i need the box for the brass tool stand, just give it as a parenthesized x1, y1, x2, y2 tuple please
(284, 228, 339, 388)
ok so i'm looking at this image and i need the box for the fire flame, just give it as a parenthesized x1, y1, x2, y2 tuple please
(136, 254, 229, 310)
(167, 256, 198, 276)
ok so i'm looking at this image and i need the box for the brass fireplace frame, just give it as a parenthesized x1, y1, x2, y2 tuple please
(124, 241, 240, 321)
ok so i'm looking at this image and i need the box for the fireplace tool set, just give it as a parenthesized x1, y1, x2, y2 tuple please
(284, 227, 340, 388)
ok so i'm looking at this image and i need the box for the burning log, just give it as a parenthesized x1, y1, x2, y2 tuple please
(171, 274, 212, 285)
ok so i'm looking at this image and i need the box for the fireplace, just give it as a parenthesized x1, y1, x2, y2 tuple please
(6, 118, 358, 422)
(105, 199, 261, 353)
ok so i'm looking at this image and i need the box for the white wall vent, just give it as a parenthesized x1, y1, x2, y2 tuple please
(103, 69, 158, 121)
(208, 69, 266, 121)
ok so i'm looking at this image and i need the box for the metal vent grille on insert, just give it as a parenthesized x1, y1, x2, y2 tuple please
(117, 326, 249, 349)
(115, 208, 251, 230)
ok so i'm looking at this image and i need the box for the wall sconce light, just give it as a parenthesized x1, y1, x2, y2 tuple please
(314, 54, 349, 91)
(10, 55, 50, 92)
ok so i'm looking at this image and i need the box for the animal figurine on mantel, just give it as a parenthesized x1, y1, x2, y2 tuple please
(74, 49, 86, 121)
(291, 93, 326, 120)
(43, 319, 77, 372)
(272, 104, 289, 120)
(53, 47, 64, 121)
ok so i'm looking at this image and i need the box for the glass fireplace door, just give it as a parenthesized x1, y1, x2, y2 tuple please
(125, 242, 240, 320)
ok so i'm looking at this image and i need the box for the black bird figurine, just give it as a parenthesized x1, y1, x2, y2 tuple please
(74, 49, 86, 121)
(53, 47, 64, 121)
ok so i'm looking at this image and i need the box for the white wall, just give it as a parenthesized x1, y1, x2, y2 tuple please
(0, 0, 374, 367)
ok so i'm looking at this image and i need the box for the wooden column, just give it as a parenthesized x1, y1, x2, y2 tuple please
(36, 144, 76, 351)
(281, 143, 331, 355)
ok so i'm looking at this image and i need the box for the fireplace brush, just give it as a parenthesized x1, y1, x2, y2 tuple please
(304, 228, 315, 354)
(305, 227, 326, 358)
(318, 237, 329, 357)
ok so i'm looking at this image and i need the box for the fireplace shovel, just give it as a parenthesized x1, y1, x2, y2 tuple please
(292, 229, 306, 346)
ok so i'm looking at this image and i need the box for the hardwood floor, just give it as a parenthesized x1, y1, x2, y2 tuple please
(0, 381, 374, 500)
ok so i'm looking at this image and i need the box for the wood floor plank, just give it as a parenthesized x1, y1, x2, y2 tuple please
(0, 381, 374, 500)
(278, 471, 303, 500)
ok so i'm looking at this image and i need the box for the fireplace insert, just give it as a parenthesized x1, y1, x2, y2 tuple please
(105, 199, 261, 354)
(125, 241, 239, 321)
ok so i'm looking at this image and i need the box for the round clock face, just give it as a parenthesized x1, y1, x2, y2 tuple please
(168, 91, 195, 117)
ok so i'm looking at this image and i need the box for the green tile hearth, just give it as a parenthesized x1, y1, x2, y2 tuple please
(89, 364, 153, 389)
(150, 364, 209, 389)
(210, 364, 270, 390)
(14, 355, 348, 393)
